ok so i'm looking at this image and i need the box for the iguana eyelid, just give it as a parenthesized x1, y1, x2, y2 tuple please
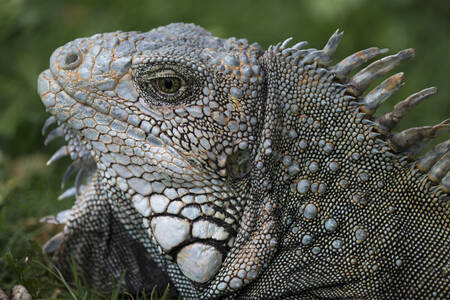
(147, 68, 181, 79)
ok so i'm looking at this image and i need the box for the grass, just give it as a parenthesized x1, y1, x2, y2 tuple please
(1, 241, 171, 299)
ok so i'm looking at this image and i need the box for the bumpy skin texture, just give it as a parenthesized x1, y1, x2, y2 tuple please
(38, 23, 449, 299)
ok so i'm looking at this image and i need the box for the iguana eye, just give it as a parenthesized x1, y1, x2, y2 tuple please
(152, 77, 182, 95)
(134, 64, 195, 105)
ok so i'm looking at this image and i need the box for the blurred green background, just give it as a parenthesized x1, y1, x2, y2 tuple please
(0, 0, 449, 296)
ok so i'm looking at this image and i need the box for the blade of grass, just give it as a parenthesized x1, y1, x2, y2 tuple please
(160, 284, 170, 300)
(70, 256, 81, 296)
(33, 260, 78, 300)
(110, 271, 126, 300)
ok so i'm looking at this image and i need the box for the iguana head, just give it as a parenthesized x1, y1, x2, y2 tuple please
(38, 23, 266, 286)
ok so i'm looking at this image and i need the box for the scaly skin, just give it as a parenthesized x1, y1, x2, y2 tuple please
(38, 23, 449, 299)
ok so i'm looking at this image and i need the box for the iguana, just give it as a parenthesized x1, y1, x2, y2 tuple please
(36, 23, 449, 299)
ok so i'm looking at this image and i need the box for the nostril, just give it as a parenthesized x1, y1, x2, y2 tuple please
(65, 53, 78, 64)
(61, 49, 82, 70)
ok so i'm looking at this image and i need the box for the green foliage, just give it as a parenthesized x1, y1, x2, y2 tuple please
(0, 0, 448, 298)
(0, 239, 171, 299)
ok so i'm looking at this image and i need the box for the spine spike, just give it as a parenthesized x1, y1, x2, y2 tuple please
(44, 126, 64, 146)
(41, 116, 56, 135)
(55, 209, 72, 224)
(58, 186, 77, 200)
(61, 162, 78, 188)
(416, 140, 450, 172)
(440, 172, 450, 193)
(292, 50, 310, 64)
(281, 48, 295, 57)
(40, 209, 71, 224)
(42, 232, 65, 254)
(319, 29, 343, 65)
(428, 152, 450, 184)
(292, 41, 308, 50)
(46, 146, 69, 166)
(331, 47, 389, 81)
(348, 48, 415, 96)
(301, 50, 320, 65)
(40, 215, 57, 224)
(280, 37, 293, 50)
(273, 42, 281, 52)
(389, 118, 450, 156)
(75, 167, 87, 195)
(360, 72, 405, 115)
(377, 87, 438, 131)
